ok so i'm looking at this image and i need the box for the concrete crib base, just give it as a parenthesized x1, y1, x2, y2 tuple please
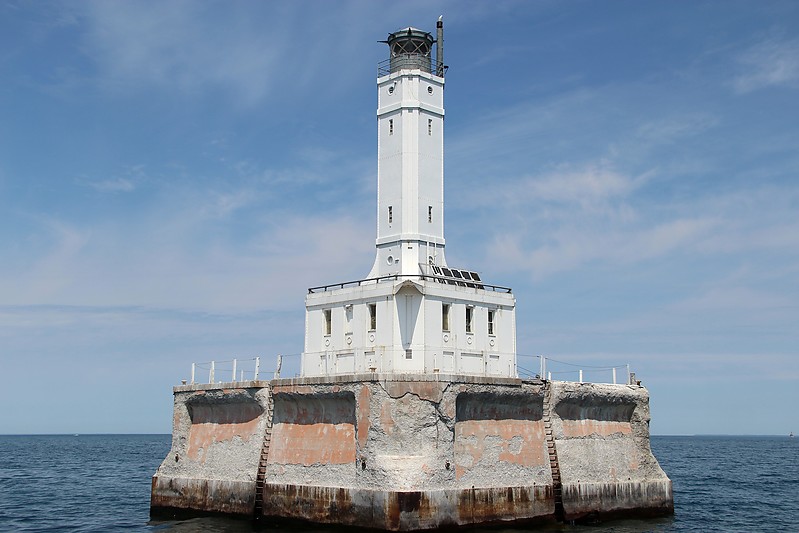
(150, 375, 673, 530)
(260, 483, 554, 530)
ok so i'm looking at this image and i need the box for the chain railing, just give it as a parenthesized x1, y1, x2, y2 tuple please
(517, 354, 634, 385)
(184, 353, 635, 386)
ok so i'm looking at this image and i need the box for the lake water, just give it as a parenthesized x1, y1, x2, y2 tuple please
(0, 434, 796, 532)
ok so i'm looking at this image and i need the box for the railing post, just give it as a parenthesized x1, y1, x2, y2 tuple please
(612, 367, 617, 385)
(210, 360, 215, 384)
(627, 364, 631, 385)
(579, 369, 583, 383)
(232, 358, 237, 383)
(191, 363, 195, 385)
(548, 371, 551, 381)
(275, 354, 283, 379)
(254, 357, 260, 381)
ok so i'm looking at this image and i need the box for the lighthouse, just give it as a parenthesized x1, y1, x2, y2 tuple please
(301, 19, 518, 378)
(152, 19, 674, 528)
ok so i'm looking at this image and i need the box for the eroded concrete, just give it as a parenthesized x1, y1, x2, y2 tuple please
(151, 375, 673, 528)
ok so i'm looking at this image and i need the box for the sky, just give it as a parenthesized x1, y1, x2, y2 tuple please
(1, 0, 797, 436)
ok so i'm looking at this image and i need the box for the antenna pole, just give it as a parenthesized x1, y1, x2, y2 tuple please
(436, 16, 444, 76)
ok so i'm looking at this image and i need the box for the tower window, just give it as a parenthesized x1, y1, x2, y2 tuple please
(388, 206, 393, 224)
(466, 306, 473, 334)
(405, 349, 413, 360)
(346, 305, 353, 334)
(428, 206, 432, 223)
(389, 119, 394, 135)
(324, 309, 332, 336)
(369, 303, 377, 331)
(428, 118, 432, 135)
(488, 310, 495, 336)
(442, 303, 450, 331)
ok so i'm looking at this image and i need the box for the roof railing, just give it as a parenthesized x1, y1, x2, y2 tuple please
(377, 55, 446, 77)
(307, 273, 512, 294)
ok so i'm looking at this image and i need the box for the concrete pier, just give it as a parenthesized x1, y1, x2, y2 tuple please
(151, 374, 673, 528)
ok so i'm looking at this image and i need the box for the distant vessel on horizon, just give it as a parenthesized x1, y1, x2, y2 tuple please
(791, 432, 794, 438)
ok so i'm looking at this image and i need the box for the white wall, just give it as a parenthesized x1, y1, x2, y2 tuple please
(301, 280, 516, 378)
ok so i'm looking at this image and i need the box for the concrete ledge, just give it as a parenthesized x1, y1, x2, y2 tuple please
(151, 475, 255, 515)
(173, 381, 271, 393)
(261, 483, 555, 530)
(562, 480, 674, 521)
(174, 374, 527, 392)
(275, 373, 524, 387)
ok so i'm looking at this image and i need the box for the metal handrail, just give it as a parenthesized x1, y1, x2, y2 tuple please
(307, 273, 512, 294)
(377, 55, 445, 77)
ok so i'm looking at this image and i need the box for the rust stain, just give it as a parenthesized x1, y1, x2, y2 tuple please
(560, 420, 632, 437)
(185, 402, 263, 462)
(256, 483, 554, 531)
(455, 419, 547, 478)
(380, 401, 395, 435)
(187, 418, 260, 462)
(357, 385, 371, 448)
(270, 422, 356, 465)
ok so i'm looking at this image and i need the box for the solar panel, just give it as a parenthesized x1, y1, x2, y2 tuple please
(442, 268, 452, 277)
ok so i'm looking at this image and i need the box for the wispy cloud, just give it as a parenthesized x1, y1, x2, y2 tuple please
(73, 1, 287, 106)
(84, 177, 135, 192)
(0, 182, 374, 312)
(733, 37, 799, 93)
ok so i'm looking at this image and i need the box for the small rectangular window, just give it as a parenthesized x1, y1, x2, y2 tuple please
(488, 310, 495, 336)
(428, 118, 432, 135)
(388, 206, 393, 224)
(405, 349, 413, 360)
(346, 305, 353, 334)
(442, 303, 450, 331)
(466, 306, 473, 334)
(428, 206, 432, 223)
(324, 309, 332, 336)
(369, 303, 377, 331)
(389, 119, 394, 135)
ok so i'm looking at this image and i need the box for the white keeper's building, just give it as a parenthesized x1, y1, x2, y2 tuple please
(301, 23, 517, 378)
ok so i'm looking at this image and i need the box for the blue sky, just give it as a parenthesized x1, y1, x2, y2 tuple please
(1, 1, 797, 435)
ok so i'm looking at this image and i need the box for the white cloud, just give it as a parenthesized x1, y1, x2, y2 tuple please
(0, 185, 374, 313)
(511, 216, 719, 279)
(75, 1, 286, 106)
(733, 37, 799, 93)
(635, 113, 719, 143)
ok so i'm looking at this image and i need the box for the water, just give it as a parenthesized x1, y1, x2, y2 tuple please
(0, 435, 796, 532)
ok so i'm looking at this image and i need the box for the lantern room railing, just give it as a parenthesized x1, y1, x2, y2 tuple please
(378, 55, 445, 77)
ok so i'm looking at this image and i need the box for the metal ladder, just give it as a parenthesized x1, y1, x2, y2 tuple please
(543, 381, 564, 521)
(253, 385, 274, 519)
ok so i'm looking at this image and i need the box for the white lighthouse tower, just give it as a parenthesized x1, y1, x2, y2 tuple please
(301, 19, 517, 377)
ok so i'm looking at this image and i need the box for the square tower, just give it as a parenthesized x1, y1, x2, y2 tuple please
(301, 20, 517, 378)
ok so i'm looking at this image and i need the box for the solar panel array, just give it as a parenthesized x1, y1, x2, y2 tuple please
(430, 265, 485, 289)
